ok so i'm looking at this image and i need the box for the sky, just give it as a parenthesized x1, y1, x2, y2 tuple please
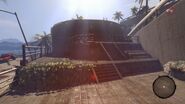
(0, 0, 159, 42)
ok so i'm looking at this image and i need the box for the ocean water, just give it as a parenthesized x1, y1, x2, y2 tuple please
(0, 50, 22, 56)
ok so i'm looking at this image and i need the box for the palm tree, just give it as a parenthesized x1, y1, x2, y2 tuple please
(135, 0, 144, 9)
(135, 0, 149, 12)
(113, 11, 123, 23)
(103, 17, 108, 21)
(76, 14, 83, 20)
(131, 6, 138, 15)
(34, 32, 52, 54)
(34, 32, 51, 46)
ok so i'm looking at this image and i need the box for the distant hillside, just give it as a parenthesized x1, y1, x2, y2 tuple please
(0, 38, 23, 44)
(0, 39, 23, 55)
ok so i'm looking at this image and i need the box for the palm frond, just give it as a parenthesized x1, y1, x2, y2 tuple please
(113, 11, 124, 23)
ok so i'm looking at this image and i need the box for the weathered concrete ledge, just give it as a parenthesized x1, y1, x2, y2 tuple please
(136, 0, 185, 64)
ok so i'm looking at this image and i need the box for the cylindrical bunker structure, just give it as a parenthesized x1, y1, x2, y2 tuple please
(51, 19, 125, 60)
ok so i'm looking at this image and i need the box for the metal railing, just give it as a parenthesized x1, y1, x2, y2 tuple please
(21, 45, 51, 66)
(128, 0, 178, 37)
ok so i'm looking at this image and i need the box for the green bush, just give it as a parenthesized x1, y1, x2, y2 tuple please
(14, 59, 96, 91)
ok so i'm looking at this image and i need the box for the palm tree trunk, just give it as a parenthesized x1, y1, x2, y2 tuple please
(146, 0, 149, 13)
(139, 0, 143, 9)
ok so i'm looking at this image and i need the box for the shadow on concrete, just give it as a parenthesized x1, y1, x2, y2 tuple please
(170, 69, 185, 81)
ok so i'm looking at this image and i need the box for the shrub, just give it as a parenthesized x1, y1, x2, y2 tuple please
(164, 61, 185, 73)
(13, 59, 96, 91)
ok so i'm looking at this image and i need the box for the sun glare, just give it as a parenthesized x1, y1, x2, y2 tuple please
(65, 0, 112, 15)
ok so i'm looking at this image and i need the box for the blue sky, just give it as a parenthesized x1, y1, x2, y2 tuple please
(0, 0, 159, 42)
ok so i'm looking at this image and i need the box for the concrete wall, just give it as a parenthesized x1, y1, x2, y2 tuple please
(137, 0, 185, 64)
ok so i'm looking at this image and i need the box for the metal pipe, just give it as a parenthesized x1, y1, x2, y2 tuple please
(0, 9, 29, 46)
(128, 0, 169, 37)
(14, 12, 29, 46)
(22, 44, 26, 66)
(0, 9, 14, 15)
